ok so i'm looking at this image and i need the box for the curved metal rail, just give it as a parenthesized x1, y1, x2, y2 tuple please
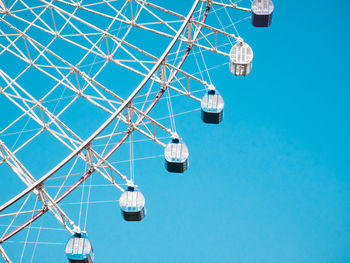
(0, 0, 211, 244)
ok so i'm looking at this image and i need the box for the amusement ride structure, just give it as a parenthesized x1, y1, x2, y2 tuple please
(0, 0, 274, 261)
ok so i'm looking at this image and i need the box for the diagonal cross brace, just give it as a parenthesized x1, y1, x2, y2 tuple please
(0, 140, 79, 235)
(0, 1, 5, 13)
(0, 245, 11, 263)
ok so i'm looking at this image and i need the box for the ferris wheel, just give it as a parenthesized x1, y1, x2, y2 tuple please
(0, 0, 274, 262)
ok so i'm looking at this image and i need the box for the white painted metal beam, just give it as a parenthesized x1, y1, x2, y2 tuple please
(0, 245, 11, 263)
(0, 0, 5, 13)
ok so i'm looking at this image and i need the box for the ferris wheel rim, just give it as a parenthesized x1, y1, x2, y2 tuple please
(0, 0, 212, 244)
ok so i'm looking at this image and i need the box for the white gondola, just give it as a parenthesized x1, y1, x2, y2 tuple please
(229, 40, 253, 76)
(65, 232, 94, 263)
(201, 88, 224, 124)
(120, 187, 146, 221)
(251, 0, 274, 27)
(164, 138, 189, 173)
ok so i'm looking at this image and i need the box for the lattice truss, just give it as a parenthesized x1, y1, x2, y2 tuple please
(0, 0, 252, 261)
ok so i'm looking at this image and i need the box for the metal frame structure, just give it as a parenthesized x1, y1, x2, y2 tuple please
(0, 0, 270, 261)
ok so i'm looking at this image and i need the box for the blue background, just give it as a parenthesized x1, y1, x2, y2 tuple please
(1, 0, 350, 262)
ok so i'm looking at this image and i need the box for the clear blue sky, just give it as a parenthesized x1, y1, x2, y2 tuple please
(1, 0, 350, 262)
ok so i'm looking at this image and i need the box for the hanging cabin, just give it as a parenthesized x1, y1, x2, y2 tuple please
(251, 0, 274, 27)
(201, 89, 224, 124)
(65, 232, 94, 263)
(164, 138, 189, 173)
(120, 186, 146, 221)
(229, 41, 253, 76)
